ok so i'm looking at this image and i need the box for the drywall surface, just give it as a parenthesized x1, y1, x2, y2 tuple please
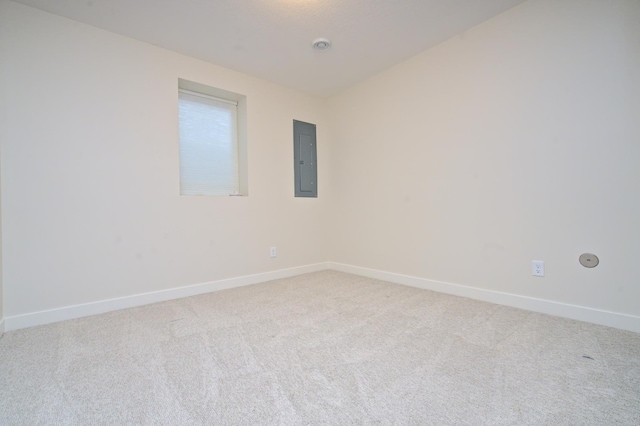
(0, 4, 5, 326)
(327, 0, 640, 317)
(0, 1, 330, 317)
(0, 156, 2, 324)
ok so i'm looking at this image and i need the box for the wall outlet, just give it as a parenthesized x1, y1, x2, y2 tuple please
(532, 260, 544, 277)
(270, 247, 277, 258)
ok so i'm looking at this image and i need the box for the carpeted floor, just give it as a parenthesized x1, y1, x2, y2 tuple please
(1, 270, 639, 424)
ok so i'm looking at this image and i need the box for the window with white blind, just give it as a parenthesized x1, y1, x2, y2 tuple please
(178, 80, 247, 196)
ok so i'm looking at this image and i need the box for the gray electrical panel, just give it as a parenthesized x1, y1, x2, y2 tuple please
(293, 120, 317, 198)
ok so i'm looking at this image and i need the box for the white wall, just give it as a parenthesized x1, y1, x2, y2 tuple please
(0, 157, 3, 330)
(0, 1, 331, 319)
(2, 0, 639, 330)
(327, 0, 640, 317)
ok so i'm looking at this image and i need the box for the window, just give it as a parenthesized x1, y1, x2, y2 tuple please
(178, 80, 247, 196)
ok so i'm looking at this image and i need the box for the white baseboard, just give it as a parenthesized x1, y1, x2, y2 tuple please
(3, 262, 329, 332)
(328, 262, 640, 333)
(5, 261, 639, 334)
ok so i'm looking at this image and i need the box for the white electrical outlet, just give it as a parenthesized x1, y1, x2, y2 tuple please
(532, 260, 544, 277)
(270, 247, 277, 258)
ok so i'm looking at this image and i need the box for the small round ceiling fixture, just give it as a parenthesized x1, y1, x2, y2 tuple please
(312, 38, 331, 51)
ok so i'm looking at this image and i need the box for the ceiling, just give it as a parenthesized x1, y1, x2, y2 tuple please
(13, 0, 527, 97)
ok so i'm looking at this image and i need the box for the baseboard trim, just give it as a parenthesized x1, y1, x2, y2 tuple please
(5, 262, 639, 333)
(328, 262, 640, 333)
(4, 262, 329, 332)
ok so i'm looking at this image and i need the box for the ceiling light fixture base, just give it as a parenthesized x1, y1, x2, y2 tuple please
(312, 38, 331, 51)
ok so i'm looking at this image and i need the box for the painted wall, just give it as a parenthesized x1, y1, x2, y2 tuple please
(327, 0, 640, 317)
(0, 163, 3, 327)
(0, 1, 331, 318)
(0, 4, 5, 328)
(2, 0, 639, 327)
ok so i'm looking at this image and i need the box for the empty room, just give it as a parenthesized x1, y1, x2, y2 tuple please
(1, 0, 639, 423)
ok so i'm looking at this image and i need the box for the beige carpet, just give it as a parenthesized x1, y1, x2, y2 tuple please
(1, 270, 639, 424)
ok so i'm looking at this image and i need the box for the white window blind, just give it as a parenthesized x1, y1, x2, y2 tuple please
(178, 89, 239, 196)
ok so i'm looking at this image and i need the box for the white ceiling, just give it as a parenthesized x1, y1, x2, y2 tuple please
(13, 0, 527, 97)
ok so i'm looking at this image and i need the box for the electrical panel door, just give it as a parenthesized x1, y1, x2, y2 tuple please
(293, 120, 317, 198)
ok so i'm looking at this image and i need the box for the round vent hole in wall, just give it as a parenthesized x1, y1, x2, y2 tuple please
(579, 253, 599, 268)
